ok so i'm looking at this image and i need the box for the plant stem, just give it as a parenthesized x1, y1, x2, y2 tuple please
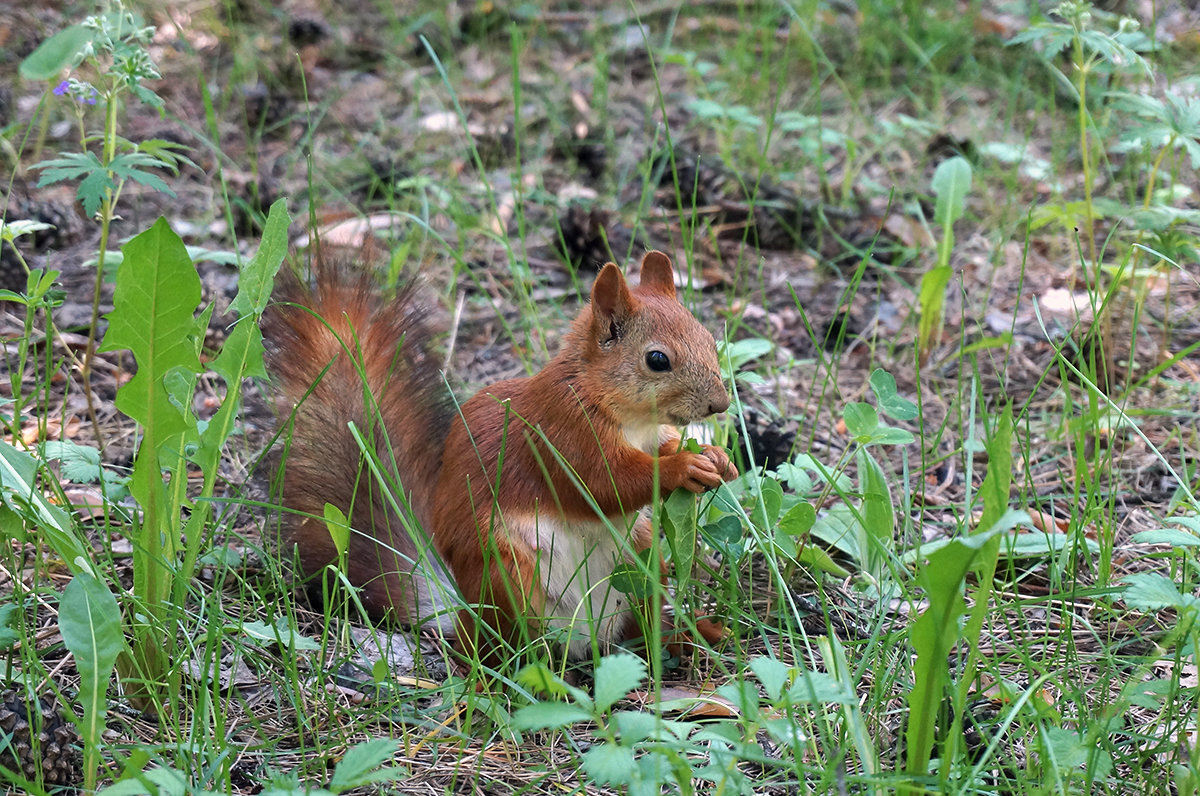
(80, 93, 121, 450)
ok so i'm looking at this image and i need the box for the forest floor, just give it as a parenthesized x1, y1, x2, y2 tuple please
(3, 1, 1200, 793)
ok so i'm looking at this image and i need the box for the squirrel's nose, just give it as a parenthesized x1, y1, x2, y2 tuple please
(708, 385, 730, 415)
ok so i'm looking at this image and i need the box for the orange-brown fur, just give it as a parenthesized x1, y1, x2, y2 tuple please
(265, 250, 737, 661)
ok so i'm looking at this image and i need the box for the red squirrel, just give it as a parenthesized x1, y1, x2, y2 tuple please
(264, 250, 738, 661)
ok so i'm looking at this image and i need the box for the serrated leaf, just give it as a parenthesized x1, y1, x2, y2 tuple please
(35, 151, 104, 182)
(611, 710, 659, 743)
(594, 653, 646, 712)
(19, 24, 95, 80)
(1131, 528, 1200, 547)
(100, 217, 201, 435)
(329, 739, 404, 790)
(43, 439, 104, 483)
(76, 169, 116, 219)
(510, 701, 594, 731)
(583, 743, 636, 786)
(135, 139, 199, 171)
(1123, 573, 1200, 612)
(110, 154, 175, 195)
(228, 199, 290, 316)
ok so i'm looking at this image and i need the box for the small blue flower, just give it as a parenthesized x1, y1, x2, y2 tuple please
(53, 80, 69, 96)
(84, 91, 98, 105)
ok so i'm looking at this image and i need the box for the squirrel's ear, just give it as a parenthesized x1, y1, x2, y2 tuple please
(591, 262, 636, 342)
(638, 251, 677, 299)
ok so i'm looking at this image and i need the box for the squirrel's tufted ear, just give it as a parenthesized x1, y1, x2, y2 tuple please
(591, 262, 637, 343)
(638, 251, 677, 299)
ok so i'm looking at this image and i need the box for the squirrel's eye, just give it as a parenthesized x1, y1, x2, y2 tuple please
(645, 350, 671, 372)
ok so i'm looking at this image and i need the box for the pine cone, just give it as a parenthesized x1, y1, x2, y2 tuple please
(555, 204, 614, 272)
(0, 687, 82, 789)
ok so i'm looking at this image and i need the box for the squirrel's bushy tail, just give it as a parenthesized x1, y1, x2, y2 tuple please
(263, 258, 456, 627)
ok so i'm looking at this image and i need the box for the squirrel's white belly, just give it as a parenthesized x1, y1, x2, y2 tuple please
(518, 514, 641, 658)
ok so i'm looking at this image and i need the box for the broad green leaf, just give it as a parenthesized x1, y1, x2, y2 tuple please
(1041, 726, 1114, 778)
(661, 487, 697, 583)
(796, 544, 851, 578)
(610, 560, 654, 600)
(239, 618, 320, 650)
(905, 519, 1007, 777)
(329, 739, 405, 790)
(180, 203, 290, 594)
(59, 574, 126, 785)
(749, 475, 784, 530)
(0, 603, 19, 650)
(765, 718, 807, 748)
(611, 710, 660, 743)
(784, 670, 856, 704)
(869, 368, 918, 421)
(100, 218, 201, 611)
(100, 217, 201, 437)
(956, 405, 1013, 766)
(917, 264, 952, 359)
(857, 449, 894, 580)
(594, 653, 646, 713)
(750, 656, 792, 701)
(931, 156, 973, 228)
(95, 767, 198, 796)
(510, 701, 594, 731)
(843, 402, 878, 438)
(778, 500, 815, 536)
(869, 426, 916, 446)
(19, 24, 94, 80)
(703, 515, 742, 545)
(323, 503, 350, 557)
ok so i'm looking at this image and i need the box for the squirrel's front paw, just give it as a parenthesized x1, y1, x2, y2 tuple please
(663, 452, 725, 493)
(701, 445, 738, 483)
